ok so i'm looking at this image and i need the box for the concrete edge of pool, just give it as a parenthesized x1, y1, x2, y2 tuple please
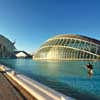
(0, 64, 76, 100)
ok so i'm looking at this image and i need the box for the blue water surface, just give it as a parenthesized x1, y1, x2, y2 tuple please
(0, 59, 100, 100)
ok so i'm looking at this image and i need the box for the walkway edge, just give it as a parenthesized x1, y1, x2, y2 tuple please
(0, 64, 76, 100)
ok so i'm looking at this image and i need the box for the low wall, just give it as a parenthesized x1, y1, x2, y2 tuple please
(0, 64, 76, 100)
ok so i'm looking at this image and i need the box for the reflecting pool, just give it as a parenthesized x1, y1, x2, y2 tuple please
(0, 59, 100, 100)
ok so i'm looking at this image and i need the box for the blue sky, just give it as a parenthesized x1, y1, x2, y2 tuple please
(0, 0, 100, 53)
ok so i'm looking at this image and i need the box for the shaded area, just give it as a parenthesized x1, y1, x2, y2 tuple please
(0, 72, 24, 100)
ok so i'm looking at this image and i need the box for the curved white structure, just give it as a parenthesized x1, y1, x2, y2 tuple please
(34, 34, 100, 60)
(0, 35, 15, 58)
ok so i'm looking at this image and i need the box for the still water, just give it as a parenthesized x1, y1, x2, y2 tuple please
(0, 59, 100, 100)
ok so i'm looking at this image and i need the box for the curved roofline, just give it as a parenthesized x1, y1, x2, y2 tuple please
(0, 34, 12, 43)
(49, 34, 100, 45)
(0, 34, 16, 49)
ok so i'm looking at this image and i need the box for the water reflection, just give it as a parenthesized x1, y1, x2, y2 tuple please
(0, 59, 100, 100)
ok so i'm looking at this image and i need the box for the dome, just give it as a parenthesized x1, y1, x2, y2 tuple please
(34, 34, 100, 60)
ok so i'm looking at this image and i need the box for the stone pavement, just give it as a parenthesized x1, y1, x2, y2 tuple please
(0, 72, 24, 100)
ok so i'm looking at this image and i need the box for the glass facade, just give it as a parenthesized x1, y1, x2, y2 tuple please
(34, 34, 100, 60)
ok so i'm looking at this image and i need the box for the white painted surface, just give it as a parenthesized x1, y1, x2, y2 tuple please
(16, 52, 27, 58)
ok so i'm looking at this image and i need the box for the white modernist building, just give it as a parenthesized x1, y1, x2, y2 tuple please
(0, 34, 15, 58)
(16, 52, 27, 58)
(34, 34, 100, 60)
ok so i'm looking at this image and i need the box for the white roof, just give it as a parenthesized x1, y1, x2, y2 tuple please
(16, 52, 27, 57)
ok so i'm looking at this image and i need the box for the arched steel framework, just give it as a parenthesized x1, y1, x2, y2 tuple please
(34, 34, 100, 60)
(0, 35, 15, 58)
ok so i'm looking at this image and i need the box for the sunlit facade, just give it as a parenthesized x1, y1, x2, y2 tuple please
(0, 35, 15, 58)
(34, 34, 100, 60)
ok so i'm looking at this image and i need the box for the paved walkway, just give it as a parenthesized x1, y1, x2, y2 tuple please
(0, 72, 24, 100)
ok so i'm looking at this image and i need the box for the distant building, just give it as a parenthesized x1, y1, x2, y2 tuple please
(16, 52, 27, 58)
(34, 34, 100, 60)
(15, 51, 32, 58)
(0, 34, 16, 58)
